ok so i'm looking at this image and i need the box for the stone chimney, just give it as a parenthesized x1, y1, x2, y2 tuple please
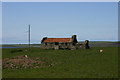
(72, 35, 77, 39)
(41, 37, 47, 43)
(71, 35, 77, 45)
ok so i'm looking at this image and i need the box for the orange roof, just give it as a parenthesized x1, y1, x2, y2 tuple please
(43, 38, 72, 43)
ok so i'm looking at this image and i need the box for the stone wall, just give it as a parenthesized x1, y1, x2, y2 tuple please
(41, 42, 72, 50)
(41, 42, 87, 50)
(41, 40, 90, 50)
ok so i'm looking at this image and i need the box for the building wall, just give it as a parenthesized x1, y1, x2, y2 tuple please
(41, 42, 87, 50)
(41, 42, 72, 49)
(41, 35, 89, 50)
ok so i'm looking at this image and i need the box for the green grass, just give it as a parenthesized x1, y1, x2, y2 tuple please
(2, 47, 118, 78)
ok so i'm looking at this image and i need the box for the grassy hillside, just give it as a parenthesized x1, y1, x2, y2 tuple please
(2, 47, 118, 78)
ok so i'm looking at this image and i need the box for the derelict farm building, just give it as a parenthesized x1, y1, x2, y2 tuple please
(41, 35, 89, 50)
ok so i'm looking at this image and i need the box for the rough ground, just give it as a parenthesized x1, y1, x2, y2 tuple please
(3, 55, 54, 69)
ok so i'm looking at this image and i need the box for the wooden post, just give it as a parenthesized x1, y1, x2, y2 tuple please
(28, 24, 30, 47)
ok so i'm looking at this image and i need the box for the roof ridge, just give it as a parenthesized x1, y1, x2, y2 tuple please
(47, 37, 71, 38)
(43, 38, 72, 42)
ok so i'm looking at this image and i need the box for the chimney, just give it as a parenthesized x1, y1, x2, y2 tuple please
(71, 35, 77, 45)
(72, 35, 77, 39)
(41, 37, 47, 43)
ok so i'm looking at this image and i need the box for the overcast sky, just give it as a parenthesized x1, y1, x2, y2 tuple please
(2, 2, 118, 44)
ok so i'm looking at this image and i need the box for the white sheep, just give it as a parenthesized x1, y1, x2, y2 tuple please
(100, 50, 103, 53)
(24, 55, 28, 58)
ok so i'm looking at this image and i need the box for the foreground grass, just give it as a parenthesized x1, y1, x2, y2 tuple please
(2, 47, 118, 78)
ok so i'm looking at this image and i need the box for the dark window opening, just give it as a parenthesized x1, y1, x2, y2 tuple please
(72, 42, 76, 46)
(55, 42, 59, 45)
(65, 43, 67, 46)
(45, 43, 47, 45)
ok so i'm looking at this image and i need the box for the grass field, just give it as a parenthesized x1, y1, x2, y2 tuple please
(2, 47, 118, 78)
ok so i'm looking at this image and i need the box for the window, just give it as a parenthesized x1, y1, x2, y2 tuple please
(45, 43, 47, 45)
(55, 42, 59, 45)
(65, 43, 67, 46)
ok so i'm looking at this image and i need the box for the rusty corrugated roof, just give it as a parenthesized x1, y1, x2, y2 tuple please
(43, 38, 72, 42)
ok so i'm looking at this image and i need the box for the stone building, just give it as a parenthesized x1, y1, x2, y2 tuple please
(41, 35, 89, 50)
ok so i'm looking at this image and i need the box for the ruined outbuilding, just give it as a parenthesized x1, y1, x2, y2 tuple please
(41, 35, 89, 50)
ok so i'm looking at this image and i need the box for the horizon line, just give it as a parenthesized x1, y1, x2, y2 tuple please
(1, 40, 120, 45)
(1, 0, 119, 2)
